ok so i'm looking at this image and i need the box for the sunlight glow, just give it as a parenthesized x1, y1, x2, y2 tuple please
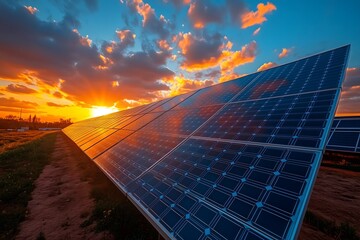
(91, 105, 118, 118)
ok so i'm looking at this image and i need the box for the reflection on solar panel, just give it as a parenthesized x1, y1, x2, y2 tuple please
(63, 45, 350, 240)
(326, 117, 360, 153)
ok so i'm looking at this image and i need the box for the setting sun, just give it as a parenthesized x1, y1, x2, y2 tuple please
(91, 105, 118, 118)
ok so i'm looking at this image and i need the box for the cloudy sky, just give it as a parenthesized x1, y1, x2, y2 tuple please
(0, 0, 359, 121)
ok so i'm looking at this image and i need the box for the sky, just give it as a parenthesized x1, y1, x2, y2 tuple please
(0, 0, 359, 122)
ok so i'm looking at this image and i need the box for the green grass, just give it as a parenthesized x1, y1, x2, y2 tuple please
(0, 132, 57, 240)
(304, 211, 360, 240)
(64, 134, 158, 240)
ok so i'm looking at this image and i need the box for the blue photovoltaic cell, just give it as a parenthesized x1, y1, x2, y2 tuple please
(62, 45, 350, 240)
(233, 45, 348, 102)
(127, 138, 317, 239)
(122, 112, 163, 131)
(174, 73, 259, 109)
(326, 117, 360, 153)
(79, 128, 118, 151)
(85, 129, 134, 159)
(195, 90, 336, 149)
(141, 105, 221, 135)
(149, 91, 196, 112)
(94, 132, 184, 189)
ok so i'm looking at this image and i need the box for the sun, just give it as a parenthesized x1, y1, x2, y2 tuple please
(91, 105, 118, 118)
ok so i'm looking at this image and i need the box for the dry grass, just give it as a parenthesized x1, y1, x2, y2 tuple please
(0, 131, 57, 154)
(0, 132, 57, 239)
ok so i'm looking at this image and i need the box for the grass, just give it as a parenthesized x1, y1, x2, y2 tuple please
(63, 133, 159, 240)
(0, 131, 53, 155)
(304, 211, 360, 240)
(0, 132, 57, 240)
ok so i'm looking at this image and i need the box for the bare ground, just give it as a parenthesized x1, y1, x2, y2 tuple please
(16, 133, 109, 240)
(299, 166, 360, 239)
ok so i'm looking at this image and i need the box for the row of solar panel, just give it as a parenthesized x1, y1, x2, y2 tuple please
(327, 117, 360, 153)
(63, 45, 350, 240)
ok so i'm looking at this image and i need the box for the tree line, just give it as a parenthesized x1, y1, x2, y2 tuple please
(0, 114, 72, 129)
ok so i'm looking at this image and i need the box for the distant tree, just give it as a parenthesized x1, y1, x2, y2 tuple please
(5, 115, 17, 120)
(28, 114, 32, 123)
(32, 115, 37, 123)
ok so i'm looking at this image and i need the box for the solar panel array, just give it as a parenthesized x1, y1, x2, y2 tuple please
(327, 117, 360, 153)
(63, 45, 350, 240)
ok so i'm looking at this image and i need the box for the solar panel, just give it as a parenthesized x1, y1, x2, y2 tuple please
(174, 73, 259, 109)
(63, 45, 350, 239)
(326, 117, 360, 153)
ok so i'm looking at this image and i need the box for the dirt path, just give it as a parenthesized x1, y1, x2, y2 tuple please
(16, 133, 107, 240)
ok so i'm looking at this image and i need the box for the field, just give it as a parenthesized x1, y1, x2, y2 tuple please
(0, 131, 359, 239)
(0, 131, 53, 155)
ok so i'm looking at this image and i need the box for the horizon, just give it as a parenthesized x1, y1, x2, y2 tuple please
(0, 0, 359, 122)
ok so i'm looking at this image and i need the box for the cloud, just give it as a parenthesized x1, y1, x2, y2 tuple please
(124, 0, 171, 38)
(257, 61, 277, 71)
(116, 29, 136, 48)
(47, 102, 69, 107)
(24, 6, 38, 14)
(176, 31, 257, 81)
(101, 29, 136, 55)
(253, 27, 261, 36)
(162, 74, 214, 96)
(53, 91, 64, 98)
(0, 5, 99, 86)
(226, 0, 246, 23)
(5, 84, 37, 94)
(157, 39, 172, 51)
(205, 70, 221, 78)
(220, 41, 257, 73)
(0, 3, 174, 107)
(0, 97, 38, 109)
(241, 2, 276, 28)
(177, 32, 226, 71)
(219, 72, 244, 83)
(279, 48, 291, 58)
(188, 0, 224, 28)
(337, 67, 360, 115)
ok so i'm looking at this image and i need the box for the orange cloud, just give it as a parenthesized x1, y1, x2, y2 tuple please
(73, 29, 92, 47)
(253, 27, 261, 36)
(336, 67, 360, 116)
(220, 41, 257, 73)
(162, 74, 214, 96)
(188, 0, 223, 29)
(177, 33, 256, 73)
(116, 29, 136, 42)
(47, 102, 69, 107)
(219, 72, 247, 83)
(257, 62, 277, 71)
(5, 84, 37, 94)
(24, 6, 38, 14)
(0, 97, 38, 109)
(241, 2, 276, 29)
(177, 32, 226, 71)
(125, 0, 170, 38)
(53, 91, 64, 98)
(279, 48, 291, 58)
(157, 39, 172, 51)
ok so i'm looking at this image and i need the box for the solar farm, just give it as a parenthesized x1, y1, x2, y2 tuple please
(60, 45, 356, 239)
